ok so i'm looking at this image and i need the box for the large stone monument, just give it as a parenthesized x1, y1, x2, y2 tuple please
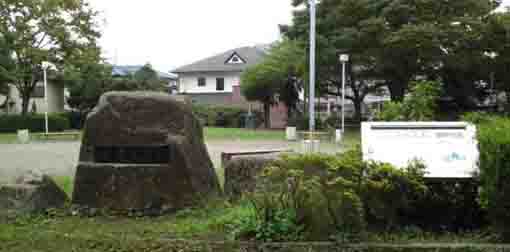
(72, 92, 221, 213)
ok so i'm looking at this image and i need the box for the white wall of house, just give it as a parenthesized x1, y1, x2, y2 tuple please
(178, 72, 241, 94)
(2, 81, 65, 114)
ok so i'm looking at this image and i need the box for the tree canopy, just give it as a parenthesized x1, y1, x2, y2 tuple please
(284, 0, 503, 117)
(0, 0, 102, 114)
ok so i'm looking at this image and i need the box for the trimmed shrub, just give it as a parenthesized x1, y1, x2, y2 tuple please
(362, 160, 427, 231)
(58, 111, 85, 130)
(192, 104, 262, 128)
(478, 117, 510, 241)
(292, 116, 326, 131)
(0, 114, 70, 133)
(235, 149, 423, 242)
(461, 112, 498, 125)
(403, 179, 487, 232)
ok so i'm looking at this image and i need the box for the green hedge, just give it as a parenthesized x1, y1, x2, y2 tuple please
(478, 117, 510, 241)
(192, 104, 262, 128)
(0, 114, 70, 133)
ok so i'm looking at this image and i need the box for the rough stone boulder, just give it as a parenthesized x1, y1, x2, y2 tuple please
(224, 154, 280, 199)
(72, 92, 221, 213)
(0, 172, 68, 217)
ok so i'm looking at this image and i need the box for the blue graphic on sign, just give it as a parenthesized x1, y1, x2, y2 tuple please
(443, 152, 467, 162)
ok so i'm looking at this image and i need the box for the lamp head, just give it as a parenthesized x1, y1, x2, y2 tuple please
(339, 54, 350, 63)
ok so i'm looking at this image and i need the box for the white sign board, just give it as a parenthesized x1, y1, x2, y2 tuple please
(362, 122, 479, 178)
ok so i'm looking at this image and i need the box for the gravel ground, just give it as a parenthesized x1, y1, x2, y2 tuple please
(0, 140, 341, 184)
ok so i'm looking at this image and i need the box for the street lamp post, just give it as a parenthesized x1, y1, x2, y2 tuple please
(41, 61, 52, 135)
(336, 54, 349, 144)
(309, 0, 316, 133)
(488, 52, 497, 107)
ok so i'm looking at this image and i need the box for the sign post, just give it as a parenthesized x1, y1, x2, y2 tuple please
(362, 122, 479, 178)
(336, 54, 349, 143)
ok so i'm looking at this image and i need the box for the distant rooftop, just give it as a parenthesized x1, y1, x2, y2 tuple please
(112, 65, 178, 80)
(172, 45, 269, 73)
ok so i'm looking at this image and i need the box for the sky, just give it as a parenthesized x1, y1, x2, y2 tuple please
(87, 0, 294, 73)
(88, 0, 510, 74)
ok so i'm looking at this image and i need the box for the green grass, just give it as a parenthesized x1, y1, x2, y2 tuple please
(0, 133, 18, 144)
(52, 176, 74, 198)
(342, 127, 361, 149)
(0, 127, 361, 145)
(0, 200, 253, 251)
(204, 127, 285, 141)
(0, 128, 286, 144)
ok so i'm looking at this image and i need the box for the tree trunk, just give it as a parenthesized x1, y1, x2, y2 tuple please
(505, 91, 510, 113)
(21, 94, 31, 116)
(353, 99, 363, 123)
(263, 103, 271, 129)
(388, 80, 407, 102)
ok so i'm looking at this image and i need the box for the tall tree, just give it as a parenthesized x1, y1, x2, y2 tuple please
(241, 40, 305, 128)
(287, 0, 387, 121)
(0, 0, 101, 114)
(0, 36, 13, 110)
(288, 0, 499, 108)
(56, 46, 112, 116)
(485, 9, 510, 110)
(110, 64, 167, 92)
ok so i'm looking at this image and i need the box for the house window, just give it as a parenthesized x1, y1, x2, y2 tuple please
(198, 77, 206, 87)
(226, 53, 246, 64)
(216, 78, 225, 91)
(231, 56, 240, 63)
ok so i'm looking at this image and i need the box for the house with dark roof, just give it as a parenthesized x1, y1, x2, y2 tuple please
(172, 46, 266, 99)
(172, 46, 289, 128)
(113, 65, 179, 92)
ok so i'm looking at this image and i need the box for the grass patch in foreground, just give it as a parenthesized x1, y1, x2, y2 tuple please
(204, 127, 285, 141)
(0, 201, 491, 252)
(0, 133, 18, 144)
(0, 200, 253, 251)
(52, 176, 74, 198)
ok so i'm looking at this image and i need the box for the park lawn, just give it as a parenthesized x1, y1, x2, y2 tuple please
(0, 133, 18, 144)
(0, 127, 361, 146)
(204, 127, 285, 141)
(0, 200, 489, 252)
(0, 127, 285, 144)
(0, 200, 252, 252)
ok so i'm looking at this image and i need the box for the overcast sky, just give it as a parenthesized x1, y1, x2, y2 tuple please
(88, 0, 510, 74)
(87, 0, 294, 73)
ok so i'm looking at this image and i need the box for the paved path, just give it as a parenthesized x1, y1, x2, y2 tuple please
(0, 140, 340, 183)
(0, 141, 81, 183)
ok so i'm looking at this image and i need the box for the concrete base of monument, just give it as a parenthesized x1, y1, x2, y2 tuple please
(72, 162, 206, 215)
(302, 140, 320, 153)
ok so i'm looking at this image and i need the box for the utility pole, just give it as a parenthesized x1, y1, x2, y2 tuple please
(336, 54, 349, 143)
(309, 0, 316, 132)
(340, 54, 349, 133)
(42, 62, 49, 135)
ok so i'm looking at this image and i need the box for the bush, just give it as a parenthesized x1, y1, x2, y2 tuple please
(292, 116, 326, 131)
(362, 159, 427, 230)
(324, 115, 364, 129)
(478, 117, 510, 241)
(376, 101, 407, 121)
(58, 111, 86, 130)
(0, 114, 70, 133)
(376, 80, 441, 121)
(235, 148, 429, 242)
(231, 152, 363, 241)
(192, 104, 262, 128)
(461, 112, 498, 125)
